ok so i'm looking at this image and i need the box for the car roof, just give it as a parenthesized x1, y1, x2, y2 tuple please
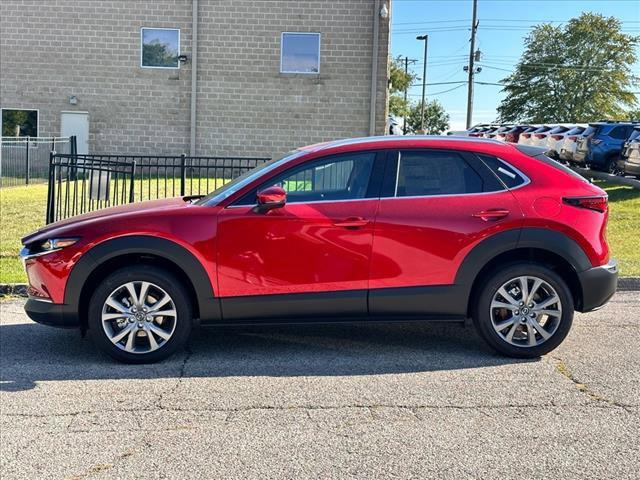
(299, 135, 507, 154)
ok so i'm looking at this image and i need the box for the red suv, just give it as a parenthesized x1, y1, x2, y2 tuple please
(21, 137, 618, 363)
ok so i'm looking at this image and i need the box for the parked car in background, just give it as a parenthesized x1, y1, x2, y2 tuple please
(617, 126, 640, 178)
(488, 125, 513, 140)
(560, 126, 593, 163)
(468, 125, 496, 137)
(480, 125, 501, 138)
(547, 126, 585, 159)
(21, 136, 617, 363)
(579, 121, 638, 173)
(530, 125, 571, 148)
(519, 126, 551, 146)
(497, 125, 532, 143)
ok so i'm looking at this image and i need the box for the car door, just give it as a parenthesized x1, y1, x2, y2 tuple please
(368, 149, 524, 317)
(216, 151, 383, 320)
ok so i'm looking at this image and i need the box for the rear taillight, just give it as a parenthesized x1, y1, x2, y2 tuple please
(551, 135, 563, 140)
(563, 196, 608, 213)
(469, 133, 481, 137)
(568, 136, 577, 140)
(523, 133, 531, 138)
(505, 133, 516, 142)
(535, 134, 546, 138)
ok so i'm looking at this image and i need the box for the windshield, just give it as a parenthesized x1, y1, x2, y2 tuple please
(194, 150, 304, 205)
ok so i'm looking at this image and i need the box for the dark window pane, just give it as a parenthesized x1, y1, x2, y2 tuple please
(395, 150, 486, 197)
(1, 109, 38, 137)
(478, 154, 526, 189)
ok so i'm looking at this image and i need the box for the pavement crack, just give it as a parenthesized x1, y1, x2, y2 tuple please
(155, 347, 192, 409)
(549, 356, 633, 413)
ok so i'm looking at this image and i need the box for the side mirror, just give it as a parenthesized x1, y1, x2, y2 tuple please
(255, 185, 286, 213)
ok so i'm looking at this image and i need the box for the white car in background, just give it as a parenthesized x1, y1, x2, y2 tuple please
(530, 125, 571, 147)
(518, 125, 548, 146)
(547, 125, 585, 159)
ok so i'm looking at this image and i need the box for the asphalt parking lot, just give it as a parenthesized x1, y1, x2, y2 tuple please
(1, 292, 638, 479)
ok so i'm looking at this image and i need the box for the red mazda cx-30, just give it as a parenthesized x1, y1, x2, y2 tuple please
(21, 137, 618, 363)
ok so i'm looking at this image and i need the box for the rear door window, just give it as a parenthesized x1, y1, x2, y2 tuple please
(392, 150, 503, 197)
(609, 126, 629, 140)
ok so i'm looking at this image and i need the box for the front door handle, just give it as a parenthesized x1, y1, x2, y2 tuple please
(333, 217, 369, 229)
(472, 209, 510, 221)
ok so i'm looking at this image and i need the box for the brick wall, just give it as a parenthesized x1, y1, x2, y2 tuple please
(0, 0, 390, 159)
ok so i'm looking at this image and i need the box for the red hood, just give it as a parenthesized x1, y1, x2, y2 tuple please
(22, 197, 191, 245)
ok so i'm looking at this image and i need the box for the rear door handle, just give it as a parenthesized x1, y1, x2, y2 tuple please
(333, 217, 369, 229)
(472, 209, 510, 221)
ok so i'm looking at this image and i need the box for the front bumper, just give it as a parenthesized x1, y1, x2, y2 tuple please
(24, 298, 80, 328)
(578, 259, 618, 312)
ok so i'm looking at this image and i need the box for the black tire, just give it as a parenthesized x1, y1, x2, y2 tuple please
(473, 263, 574, 358)
(88, 265, 193, 363)
(595, 155, 621, 175)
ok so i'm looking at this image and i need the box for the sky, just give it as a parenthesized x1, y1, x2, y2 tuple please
(391, 0, 640, 131)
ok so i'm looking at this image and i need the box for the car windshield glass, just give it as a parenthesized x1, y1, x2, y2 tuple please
(582, 126, 596, 136)
(194, 150, 304, 205)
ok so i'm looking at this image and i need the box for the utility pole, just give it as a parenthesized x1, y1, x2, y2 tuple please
(465, 0, 478, 129)
(402, 56, 417, 134)
(416, 34, 428, 133)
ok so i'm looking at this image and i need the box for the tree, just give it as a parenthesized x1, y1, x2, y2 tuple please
(497, 13, 639, 123)
(388, 56, 417, 117)
(406, 100, 450, 134)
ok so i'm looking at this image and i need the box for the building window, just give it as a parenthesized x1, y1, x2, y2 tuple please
(1, 108, 39, 137)
(280, 32, 320, 74)
(141, 28, 180, 69)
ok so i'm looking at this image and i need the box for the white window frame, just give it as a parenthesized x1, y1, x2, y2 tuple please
(1, 107, 40, 137)
(140, 27, 181, 70)
(280, 32, 321, 74)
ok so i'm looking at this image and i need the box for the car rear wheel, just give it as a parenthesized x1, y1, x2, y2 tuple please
(473, 263, 574, 358)
(88, 266, 192, 363)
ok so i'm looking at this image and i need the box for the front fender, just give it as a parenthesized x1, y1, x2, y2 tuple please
(65, 235, 221, 323)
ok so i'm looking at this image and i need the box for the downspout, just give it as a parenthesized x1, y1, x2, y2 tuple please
(189, 0, 198, 156)
(369, 0, 381, 136)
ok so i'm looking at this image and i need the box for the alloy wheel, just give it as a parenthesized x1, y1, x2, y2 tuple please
(490, 276, 562, 348)
(101, 281, 177, 354)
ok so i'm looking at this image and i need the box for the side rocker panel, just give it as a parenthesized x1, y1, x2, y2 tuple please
(65, 236, 221, 323)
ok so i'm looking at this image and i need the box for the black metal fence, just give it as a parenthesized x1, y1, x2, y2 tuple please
(47, 153, 269, 223)
(0, 136, 75, 188)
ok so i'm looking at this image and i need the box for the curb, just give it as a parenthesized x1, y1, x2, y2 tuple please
(2, 278, 640, 298)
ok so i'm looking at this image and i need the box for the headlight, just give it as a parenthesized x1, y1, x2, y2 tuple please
(40, 238, 78, 251)
(21, 238, 79, 260)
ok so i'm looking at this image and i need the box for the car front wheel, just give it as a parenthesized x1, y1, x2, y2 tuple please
(473, 263, 574, 358)
(88, 266, 192, 363)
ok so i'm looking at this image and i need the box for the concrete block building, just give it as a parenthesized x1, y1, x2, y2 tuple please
(0, 0, 391, 159)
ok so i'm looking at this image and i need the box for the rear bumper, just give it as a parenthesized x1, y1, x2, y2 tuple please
(618, 159, 640, 176)
(24, 298, 80, 328)
(578, 259, 618, 312)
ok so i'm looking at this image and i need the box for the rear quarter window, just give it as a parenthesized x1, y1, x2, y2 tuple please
(477, 154, 527, 188)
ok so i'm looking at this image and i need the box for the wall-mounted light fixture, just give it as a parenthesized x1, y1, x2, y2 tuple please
(380, 2, 389, 19)
(69, 95, 78, 105)
(178, 54, 189, 64)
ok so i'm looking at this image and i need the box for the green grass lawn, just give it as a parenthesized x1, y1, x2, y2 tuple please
(1, 181, 639, 284)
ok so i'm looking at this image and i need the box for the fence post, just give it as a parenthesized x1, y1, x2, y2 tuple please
(70, 135, 78, 180)
(129, 161, 136, 203)
(46, 151, 55, 224)
(180, 153, 186, 196)
(25, 137, 30, 185)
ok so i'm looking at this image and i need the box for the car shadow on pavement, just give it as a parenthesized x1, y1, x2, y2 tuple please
(0, 321, 537, 391)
